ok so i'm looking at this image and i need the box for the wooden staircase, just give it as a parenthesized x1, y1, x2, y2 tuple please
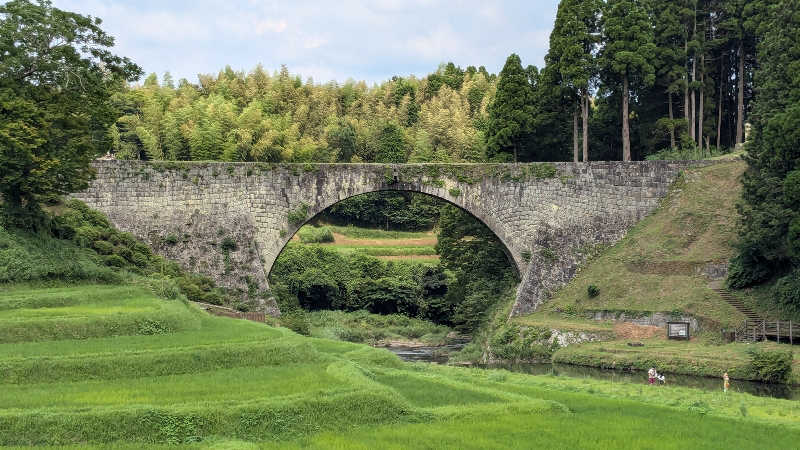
(713, 286, 796, 344)
(713, 287, 762, 322)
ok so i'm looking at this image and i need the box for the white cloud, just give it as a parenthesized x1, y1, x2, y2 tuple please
(52, 0, 560, 84)
(254, 19, 288, 34)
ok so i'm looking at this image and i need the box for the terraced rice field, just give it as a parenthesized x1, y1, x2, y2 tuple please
(1, 284, 799, 448)
(291, 224, 440, 264)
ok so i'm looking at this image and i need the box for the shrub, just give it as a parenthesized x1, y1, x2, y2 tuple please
(281, 309, 311, 336)
(287, 203, 310, 226)
(540, 248, 556, 262)
(92, 240, 114, 255)
(163, 234, 179, 245)
(130, 251, 150, 268)
(772, 270, 800, 315)
(587, 284, 600, 298)
(297, 226, 334, 243)
(220, 237, 237, 252)
(104, 254, 126, 267)
(746, 348, 793, 383)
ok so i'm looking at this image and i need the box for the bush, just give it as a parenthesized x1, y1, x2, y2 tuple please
(297, 226, 335, 243)
(747, 348, 793, 384)
(92, 240, 114, 255)
(727, 251, 773, 289)
(281, 309, 311, 336)
(772, 270, 800, 315)
(104, 254, 126, 267)
(287, 203, 310, 226)
(587, 284, 600, 298)
(163, 234, 179, 245)
(220, 237, 237, 252)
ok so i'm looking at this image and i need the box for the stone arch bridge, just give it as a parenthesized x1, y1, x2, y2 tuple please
(74, 160, 701, 316)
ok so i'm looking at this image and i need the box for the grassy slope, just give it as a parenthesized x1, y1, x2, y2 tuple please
(1, 284, 798, 448)
(536, 161, 746, 328)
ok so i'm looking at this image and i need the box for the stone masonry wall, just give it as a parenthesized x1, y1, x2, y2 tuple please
(73, 160, 705, 316)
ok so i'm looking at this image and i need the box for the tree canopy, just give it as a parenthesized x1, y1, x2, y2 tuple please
(0, 0, 141, 224)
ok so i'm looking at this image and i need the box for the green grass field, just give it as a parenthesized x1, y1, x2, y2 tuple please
(0, 283, 798, 448)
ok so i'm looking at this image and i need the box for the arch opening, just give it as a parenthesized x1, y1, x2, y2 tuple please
(267, 189, 520, 334)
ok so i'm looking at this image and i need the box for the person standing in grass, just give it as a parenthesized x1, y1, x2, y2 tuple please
(723, 372, 730, 393)
(648, 367, 656, 385)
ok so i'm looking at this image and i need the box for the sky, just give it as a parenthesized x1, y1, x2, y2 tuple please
(53, 0, 560, 85)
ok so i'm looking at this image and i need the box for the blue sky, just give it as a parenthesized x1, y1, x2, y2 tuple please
(54, 0, 560, 85)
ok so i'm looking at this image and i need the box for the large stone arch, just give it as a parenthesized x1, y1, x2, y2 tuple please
(74, 160, 705, 316)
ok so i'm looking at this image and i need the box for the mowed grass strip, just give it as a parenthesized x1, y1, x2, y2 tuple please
(285, 242, 437, 256)
(0, 363, 350, 409)
(0, 312, 284, 359)
(0, 339, 325, 384)
(0, 390, 417, 446)
(0, 301, 200, 343)
(0, 284, 142, 311)
(325, 225, 434, 240)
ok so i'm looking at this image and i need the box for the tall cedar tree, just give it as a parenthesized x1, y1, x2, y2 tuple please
(722, 0, 762, 147)
(546, 0, 600, 162)
(653, 0, 690, 149)
(487, 54, 534, 162)
(0, 0, 141, 225)
(599, 0, 657, 161)
(729, 0, 800, 302)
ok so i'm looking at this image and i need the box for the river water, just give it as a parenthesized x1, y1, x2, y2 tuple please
(385, 345, 800, 400)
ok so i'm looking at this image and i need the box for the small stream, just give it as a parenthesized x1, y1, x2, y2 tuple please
(385, 344, 800, 400)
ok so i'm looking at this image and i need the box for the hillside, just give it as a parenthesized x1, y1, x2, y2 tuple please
(520, 160, 747, 328)
(0, 284, 798, 447)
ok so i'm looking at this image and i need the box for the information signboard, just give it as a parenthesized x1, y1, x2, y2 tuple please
(667, 322, 690, 340)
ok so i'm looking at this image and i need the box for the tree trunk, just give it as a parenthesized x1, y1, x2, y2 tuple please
(573, 106, 579, 163)
(669, 91, 676, 149)
(684, 40, 690, 140)
(717, 53, 723, 150)
(736, 40, 745, 146)
(622, 74, 631, 161)
(690, 12, 697, 143)
(582, 92, 589, 162)
(699, 54, 704, 153)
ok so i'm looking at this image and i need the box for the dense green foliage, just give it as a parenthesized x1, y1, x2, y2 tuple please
(435, 205, 518, 331)
(270, 245, 460, 325)
(0, 200, 240, 307)
(0, 0, 141, 225)
(321, 191, 440, 231)
(729, 0, 800, 314)
(306, 309, 450, 345)
(273, 203, 516, 333)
